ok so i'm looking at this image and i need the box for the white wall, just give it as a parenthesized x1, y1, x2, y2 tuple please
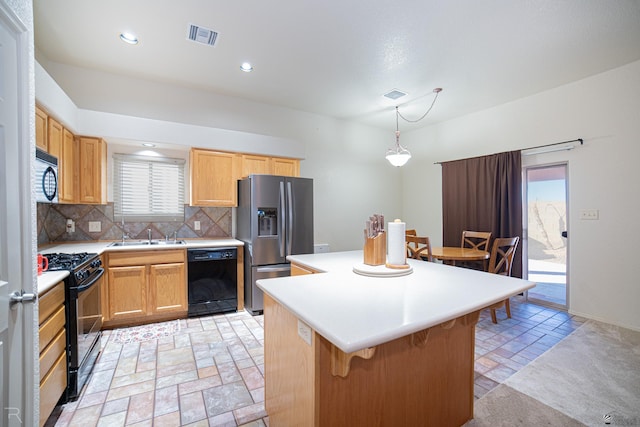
(402, 60, 640, 331)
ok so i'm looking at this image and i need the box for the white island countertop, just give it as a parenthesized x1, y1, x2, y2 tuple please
(257, 250, 535, 354)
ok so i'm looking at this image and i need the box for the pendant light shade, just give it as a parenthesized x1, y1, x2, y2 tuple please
(385, 88, 442, 167)
(386, 129, 411, 167)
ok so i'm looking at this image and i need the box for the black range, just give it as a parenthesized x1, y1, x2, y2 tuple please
(43, 252, 104, 401)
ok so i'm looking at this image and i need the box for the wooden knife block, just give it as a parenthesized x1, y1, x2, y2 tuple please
(364, 232, 386, 266)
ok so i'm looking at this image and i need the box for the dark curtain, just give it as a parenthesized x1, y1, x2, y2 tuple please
(441, 151, 523, 278)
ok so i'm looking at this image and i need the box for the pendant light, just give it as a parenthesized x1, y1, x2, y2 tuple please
(385, 88, 442, 167)
(386, 107, 411, 167)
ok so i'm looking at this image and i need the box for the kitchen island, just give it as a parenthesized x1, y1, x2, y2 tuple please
(256, 251, 535, 426)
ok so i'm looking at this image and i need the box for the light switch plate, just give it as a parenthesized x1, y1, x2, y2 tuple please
(88, 221, 101, 232)
(580, 209, 599, 220)
(194, 220, 201, 231)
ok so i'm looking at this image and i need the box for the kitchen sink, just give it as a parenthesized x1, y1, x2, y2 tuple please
(109, 240, 186, 247)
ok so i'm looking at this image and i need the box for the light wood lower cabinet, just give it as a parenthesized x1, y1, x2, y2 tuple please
(38, 281, 67, 427)
(104, 249, 186, 327)
(291, 262, 320, 276)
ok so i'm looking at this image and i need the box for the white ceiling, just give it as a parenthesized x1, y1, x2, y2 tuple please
(34, 0, 640, 132)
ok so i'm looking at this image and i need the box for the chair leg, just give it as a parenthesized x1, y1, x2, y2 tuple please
(505, 298, 511, 319)
(490, 308, 498, 324)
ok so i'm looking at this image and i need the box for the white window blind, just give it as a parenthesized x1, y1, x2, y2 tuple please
(113, 154, 185, 222)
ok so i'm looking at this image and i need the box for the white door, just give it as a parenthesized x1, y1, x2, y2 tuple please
(1, 4, 36, 426)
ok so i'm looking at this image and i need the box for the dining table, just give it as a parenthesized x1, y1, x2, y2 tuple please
(430, 246, 490, 267)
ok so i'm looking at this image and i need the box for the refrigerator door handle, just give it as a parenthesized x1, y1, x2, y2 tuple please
(287, 181, 293, 256)
(279, 181, 286, 257)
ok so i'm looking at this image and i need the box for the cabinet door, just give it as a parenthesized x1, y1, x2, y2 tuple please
(291, 263, 316, 276)
(107, 265, 147, 320)
(59, 129, 77, 203)
(78, 137, 107, 204)
(272, 157, 300, 177)
(46, 117, 63, 160)
(149, 262, 186, 314)
(35, 106, 48, 150)
(190, 149, 239, 207)
(240, 154, 271, 178)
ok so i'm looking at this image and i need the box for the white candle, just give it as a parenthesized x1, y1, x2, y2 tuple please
(387, 219, 406, 266)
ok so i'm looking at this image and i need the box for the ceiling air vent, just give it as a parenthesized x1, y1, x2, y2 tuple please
(383, 89, 407, 100)
(187, 24, 218, 47)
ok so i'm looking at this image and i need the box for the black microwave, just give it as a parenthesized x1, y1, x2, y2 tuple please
(35, 148, 58, 203)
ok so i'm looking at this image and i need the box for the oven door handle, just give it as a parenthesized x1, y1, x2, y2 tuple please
(75, 268, 105, 292)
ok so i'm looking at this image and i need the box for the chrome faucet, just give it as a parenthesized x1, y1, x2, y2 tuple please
(173, 231, 178, 243)
(148, 228, 152, 243)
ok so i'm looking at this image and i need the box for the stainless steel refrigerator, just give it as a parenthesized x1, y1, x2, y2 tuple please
(237, 175, 314, 314)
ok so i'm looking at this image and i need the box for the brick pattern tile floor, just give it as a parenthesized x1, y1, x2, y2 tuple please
(47, 296, 585, 426)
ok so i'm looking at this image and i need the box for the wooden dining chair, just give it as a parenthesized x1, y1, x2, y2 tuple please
(487, 236, 520, 323)
(460, 230, 492, 271)
(405, 229, 417, 237)
(406, 235, 433, 262)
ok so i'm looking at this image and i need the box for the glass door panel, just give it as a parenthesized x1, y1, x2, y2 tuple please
(525, 164, 568, 308)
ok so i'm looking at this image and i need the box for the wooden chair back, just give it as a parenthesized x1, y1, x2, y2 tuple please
(461, 230, 492, 251)
(405, 229, 417, 237)
(487, 236, 519, 323)
(488, 236, 520, 276)
(406, 235, 433, 262)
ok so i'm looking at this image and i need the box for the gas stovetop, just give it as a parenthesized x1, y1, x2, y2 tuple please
(43, 252, 99, 272)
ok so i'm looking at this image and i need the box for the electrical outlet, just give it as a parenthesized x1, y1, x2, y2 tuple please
(194, 220, 201, 231)
(297, 320, 312, 346)
(88, 221, 101, 232)
(580, 209, 599, 220)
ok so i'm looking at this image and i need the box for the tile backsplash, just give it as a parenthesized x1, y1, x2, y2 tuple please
(37, 203, 232, 246)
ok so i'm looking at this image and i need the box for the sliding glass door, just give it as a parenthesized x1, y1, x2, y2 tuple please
(523, 164, 568, 308)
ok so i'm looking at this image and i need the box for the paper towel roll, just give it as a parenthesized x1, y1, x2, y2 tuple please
(387, 220, 406, 266)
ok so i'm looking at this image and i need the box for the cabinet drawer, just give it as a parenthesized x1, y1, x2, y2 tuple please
(39, 329, 66, 383)
(39, 282, 65, 324)
(39, 305, 65, 351)
(39, 352, 67, 427)
(108, 249, 185, 267)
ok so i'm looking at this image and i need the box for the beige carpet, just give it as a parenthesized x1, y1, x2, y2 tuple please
(466, 320, 640, 427)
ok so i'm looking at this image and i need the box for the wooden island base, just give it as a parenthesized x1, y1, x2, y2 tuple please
(264, 295, 480, 427)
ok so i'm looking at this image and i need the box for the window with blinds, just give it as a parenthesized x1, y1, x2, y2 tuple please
(113, 154, 185, 222)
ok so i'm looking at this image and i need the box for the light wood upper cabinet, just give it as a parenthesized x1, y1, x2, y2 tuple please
(46, 117, 63, 160)
(240, 154, 272, 178)
(36, 106, 48, 151)
(272, 157, 300, 177)
(240, 154, 301, 178)
(59, 129, 77, 203)
(190, 148, 240, 207)
(77, 136, 107, 204)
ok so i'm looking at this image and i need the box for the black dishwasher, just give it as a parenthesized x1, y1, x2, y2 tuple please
(187, 247, 238, 317)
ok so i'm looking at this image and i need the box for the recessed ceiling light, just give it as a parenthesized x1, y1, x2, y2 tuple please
(120, 32, 138, 45)
(142, 143, 156, 147)
(240, 62, 253, 72)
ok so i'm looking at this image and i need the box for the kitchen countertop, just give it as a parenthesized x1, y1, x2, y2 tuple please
(257, 250, 535, 353)
(36, 238, 244, 295)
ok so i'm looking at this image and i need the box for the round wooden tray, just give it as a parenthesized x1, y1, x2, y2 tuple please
(352, 263, 413, 277)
